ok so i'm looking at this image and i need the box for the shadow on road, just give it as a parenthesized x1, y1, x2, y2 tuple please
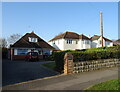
(2, 59, 59, 86)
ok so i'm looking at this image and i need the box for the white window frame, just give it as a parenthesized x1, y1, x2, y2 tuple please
(17, 49, 28, 55)
(29, 37, 38, 42)
(66, 40, 72, 44)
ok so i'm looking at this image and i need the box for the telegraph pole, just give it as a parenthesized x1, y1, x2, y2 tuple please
(100, 11, 104, 47)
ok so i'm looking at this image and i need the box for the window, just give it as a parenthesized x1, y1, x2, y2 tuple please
(17, 49, 28, 55)
(53, 41, 55, 44)
(99, 40, 102, 44)
(67, 40, 69, 44)
(83, 40, 85, 44)
(76, 41, 78, 44)
(66, 40, 72, 44)
(29, 37, 38, 42)
(86, 40, 89, 44)
(83, 40, 89, 44)
(107, 42, 110, 45)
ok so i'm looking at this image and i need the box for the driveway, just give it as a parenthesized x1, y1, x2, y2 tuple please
(3, 67, 119, 90)
(2, 59, 59, 86)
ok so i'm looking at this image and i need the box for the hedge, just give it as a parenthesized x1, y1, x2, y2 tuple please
(2, 47, 8, 59)
(53, 46, 120, 72)
(72, 51, 120, 62)
(53, 50, 71, 72)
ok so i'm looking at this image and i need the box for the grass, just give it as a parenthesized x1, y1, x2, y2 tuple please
(43, 62, 56, 70)
(86, 79, 120, 90)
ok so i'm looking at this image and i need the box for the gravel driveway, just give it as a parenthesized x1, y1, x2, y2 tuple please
(2, 59, 59, 86)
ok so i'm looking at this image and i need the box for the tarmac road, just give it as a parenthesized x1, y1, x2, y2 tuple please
(2, 67, 119, 90)
(2, 59, 59, 86)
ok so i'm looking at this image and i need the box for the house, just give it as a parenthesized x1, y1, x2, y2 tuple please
(49, 31, 113, 50)
(9, 32, 54, 60)
(49, 12, 113, 50)
(91, 35, 113, 48)
(113, 39, 120, 46)
(48, 32, 91, 50)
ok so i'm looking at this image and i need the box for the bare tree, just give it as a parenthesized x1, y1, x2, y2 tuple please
(7, 34, 22, 47)
(0, 38, 7, 48)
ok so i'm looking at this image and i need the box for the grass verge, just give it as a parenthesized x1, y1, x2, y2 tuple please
(42, 62, 56, 70)
(86, 78, 120, 90)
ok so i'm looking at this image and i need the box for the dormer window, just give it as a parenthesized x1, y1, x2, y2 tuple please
(29, 37, 38, 42)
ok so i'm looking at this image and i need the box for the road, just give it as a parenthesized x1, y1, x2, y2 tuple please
(2, 59, 59, 86)
(2, 66, 119, 90)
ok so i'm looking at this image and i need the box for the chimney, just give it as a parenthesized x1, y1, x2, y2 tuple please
(100, 11, 103, 37)
(31, 31, 34, 33)
(100, 11, 104, 47)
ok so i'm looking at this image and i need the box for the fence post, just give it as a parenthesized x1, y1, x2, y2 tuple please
(64, 53, 73, 74)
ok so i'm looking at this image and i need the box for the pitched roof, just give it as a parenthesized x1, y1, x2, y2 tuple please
(113, 39, 120, 46)
(90, 35, 100, 40)
(79, 34, 90, 40)
(49, 32, 90, 41)
(90, 35, 113, 42)
(11, 32, 54, 49)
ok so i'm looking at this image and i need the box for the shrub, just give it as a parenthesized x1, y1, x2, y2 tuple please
(53, 46, 120, 72)
(54, 51, 69, 72)
(2, 47, 8, 59)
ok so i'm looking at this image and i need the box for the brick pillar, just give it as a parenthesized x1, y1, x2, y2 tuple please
(64, 53, 73, 74)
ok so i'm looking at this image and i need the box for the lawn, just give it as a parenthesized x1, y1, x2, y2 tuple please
(86, 78, 120, 90)
(43, 62, 56, 70)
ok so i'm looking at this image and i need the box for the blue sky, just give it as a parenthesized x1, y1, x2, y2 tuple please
(2, 2, 118, 41)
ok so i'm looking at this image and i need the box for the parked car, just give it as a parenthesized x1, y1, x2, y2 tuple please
(25, 52, 39, 61)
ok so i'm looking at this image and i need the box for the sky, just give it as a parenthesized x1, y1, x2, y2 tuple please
(2, 2, 118, 41)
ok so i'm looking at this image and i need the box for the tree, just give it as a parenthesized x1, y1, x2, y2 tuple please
(0, 38, 8, 59)
(0, 38, 7, 48)
(7, 34, 22, 47)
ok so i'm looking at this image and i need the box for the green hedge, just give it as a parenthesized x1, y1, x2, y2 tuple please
(53, 46, 120, 72)
(53, 50, 71, 72)
(72, 51, 120, 62)
(2, 47, 8, 59)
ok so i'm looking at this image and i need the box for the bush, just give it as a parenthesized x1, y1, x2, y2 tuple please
(54, 51, 68, 72)
(53, 46, 120, 72)
(2, 47, 8, 59)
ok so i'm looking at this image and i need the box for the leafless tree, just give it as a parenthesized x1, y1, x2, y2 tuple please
(7, 34, 22, 47)
(0, 38, 7, 48)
